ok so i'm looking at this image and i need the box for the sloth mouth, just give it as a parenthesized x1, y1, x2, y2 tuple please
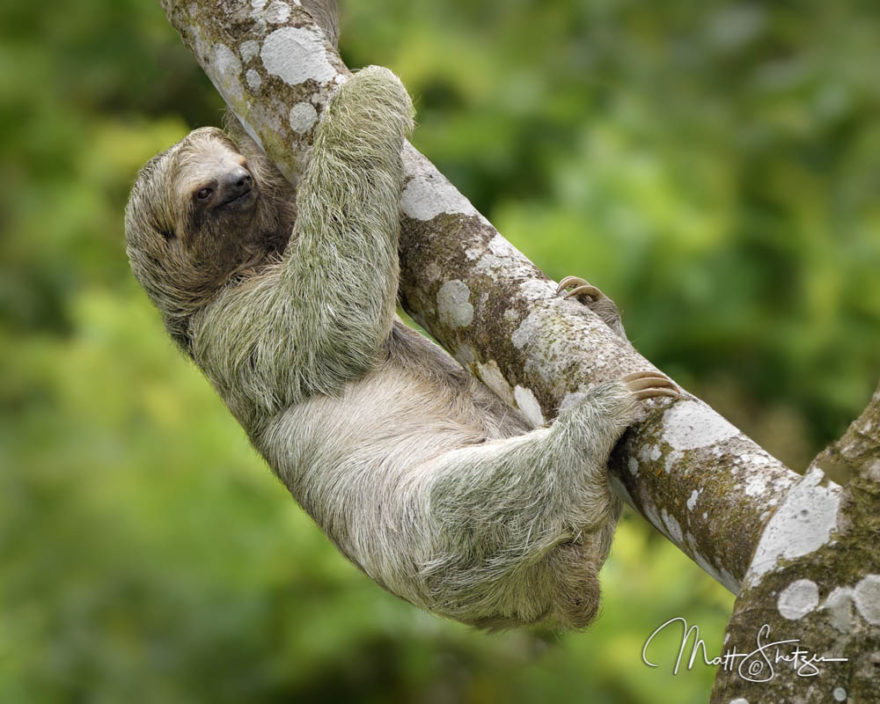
(217, 187, 257, 210)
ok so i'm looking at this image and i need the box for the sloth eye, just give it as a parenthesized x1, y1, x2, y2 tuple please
(195, 186, 213, 201)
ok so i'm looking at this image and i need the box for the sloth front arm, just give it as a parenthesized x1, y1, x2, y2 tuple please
(280, 67, 413, 394)
(193, 67, 413, 416)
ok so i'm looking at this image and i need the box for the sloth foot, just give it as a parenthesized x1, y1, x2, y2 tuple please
(621, 370, 680, 401)
(556, 275, 626, 339)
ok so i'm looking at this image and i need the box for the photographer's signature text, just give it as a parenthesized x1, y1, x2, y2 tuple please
(641, 617, 848, 682)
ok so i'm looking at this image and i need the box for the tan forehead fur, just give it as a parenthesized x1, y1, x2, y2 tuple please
(172, 131, 248, 201)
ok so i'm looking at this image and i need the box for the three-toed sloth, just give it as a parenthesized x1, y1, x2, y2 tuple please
(125, 66, 677, 629)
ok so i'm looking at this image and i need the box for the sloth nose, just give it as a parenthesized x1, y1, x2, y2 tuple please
(221, 167, 253, 198)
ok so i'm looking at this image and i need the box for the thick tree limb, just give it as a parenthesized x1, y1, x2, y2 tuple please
(159, 0, 817, 594)
(710, 384, 880, 702)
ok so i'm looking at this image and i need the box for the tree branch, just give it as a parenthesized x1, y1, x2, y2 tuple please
(159, 0, 815, 594)
(710, 382, 880, 702)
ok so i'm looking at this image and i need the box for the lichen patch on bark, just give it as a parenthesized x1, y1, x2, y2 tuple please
(513, 385, 545, 427)
(853, 574, 880, 625)
(287, 101, 318, 132)
(748, 467, 841, 585)
(777, 578, 820, 620)
(261, 26, 335, 85)
(437, 280, 474, 328)
(661, 400, 739, 451)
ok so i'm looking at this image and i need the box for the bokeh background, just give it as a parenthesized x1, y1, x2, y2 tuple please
(2, 0, 878, 702)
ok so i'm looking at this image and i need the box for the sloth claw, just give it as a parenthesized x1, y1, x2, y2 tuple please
(621, 370, 680, 401)
(556, 276, 604, 302)
(556, 275, 627, 339)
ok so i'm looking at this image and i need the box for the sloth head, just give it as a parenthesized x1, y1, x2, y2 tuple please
(125, 126, 296, 349)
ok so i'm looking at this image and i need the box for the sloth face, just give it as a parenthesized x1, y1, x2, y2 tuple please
(172, 128, 260, 248)
(125, 126, 296, 346)
(164, 128, 267, 275)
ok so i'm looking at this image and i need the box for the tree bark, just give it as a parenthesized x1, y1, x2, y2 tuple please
(158, 0, 816, 595)
(710, 383, 880, 703)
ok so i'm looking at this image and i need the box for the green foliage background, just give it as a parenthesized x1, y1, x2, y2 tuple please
(1, 0, 877, 701)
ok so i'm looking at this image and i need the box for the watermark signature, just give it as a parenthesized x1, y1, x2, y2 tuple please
(641, 618, 848, 682)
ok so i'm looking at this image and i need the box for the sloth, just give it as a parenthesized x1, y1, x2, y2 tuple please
(125, 66, 677, 629)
